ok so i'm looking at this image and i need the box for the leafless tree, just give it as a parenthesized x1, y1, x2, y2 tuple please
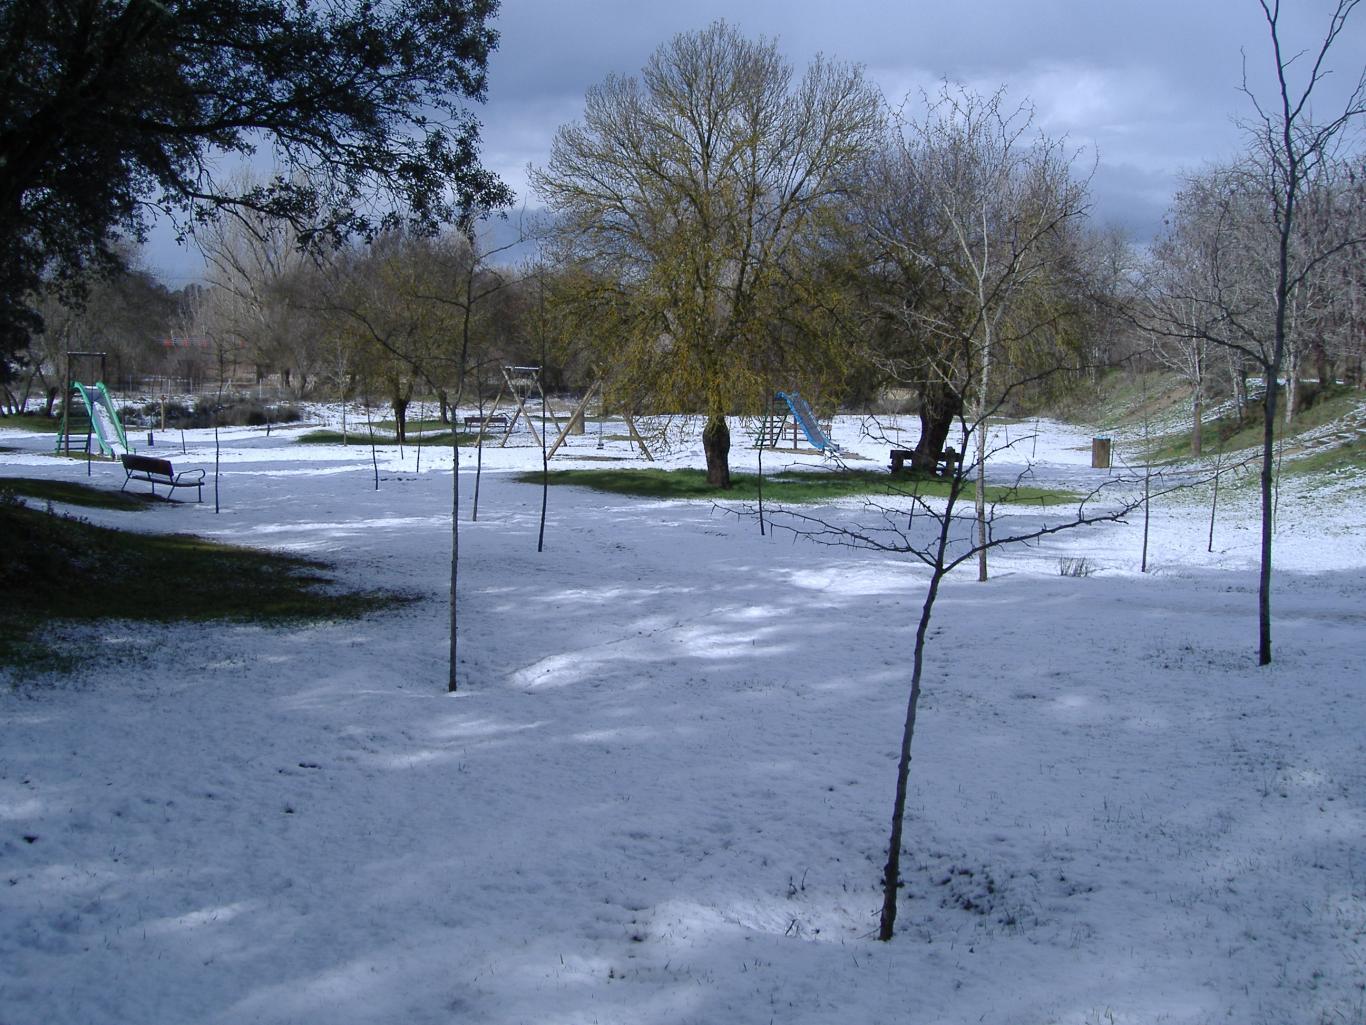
(875, 84, 1092, 581)
(195, 194, 326, 398)
(1141, 0, 1366, 664)
(756, 378, 1146, 941)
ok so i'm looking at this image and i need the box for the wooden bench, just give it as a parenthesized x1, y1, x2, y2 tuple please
(120, 453, 205, 502)
(890, 447, 962, 478)
(462, 414, 510, 431)
(935, 446, 961, 478)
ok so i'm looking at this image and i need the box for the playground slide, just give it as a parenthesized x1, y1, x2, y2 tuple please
(776, 391, 840, 454)
(96, 383, 129, 450)
(72, 381, 128, 456)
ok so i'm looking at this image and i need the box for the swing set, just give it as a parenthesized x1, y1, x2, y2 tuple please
(479, 366, 654, 461)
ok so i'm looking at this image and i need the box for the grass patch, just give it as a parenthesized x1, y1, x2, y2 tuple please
(1279, 437, 1366, 477)
(1054, 369, 1188, 429)
(517, 467, 1077, 505)
(0, 413, 61, 432)
(373, 417, 448, 432)
(1148, 386, 1364, 464)
(1, 476, 148, 511)
(298, 428, 482, 447)
(0, 497, 409, 674)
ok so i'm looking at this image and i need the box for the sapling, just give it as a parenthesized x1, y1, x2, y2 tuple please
(1138, 0, 1366, 662)
(763, 389, 1145, 941)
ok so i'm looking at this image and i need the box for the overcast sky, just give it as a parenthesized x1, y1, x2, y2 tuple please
(144, 0, 1365, 285)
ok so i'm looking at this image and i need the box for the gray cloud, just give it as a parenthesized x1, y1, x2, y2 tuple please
(145, 1, 1364, 281)
(481, 0, 1363, 238)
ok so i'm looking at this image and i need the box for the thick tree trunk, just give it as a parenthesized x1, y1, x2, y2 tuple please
(1259, 374, 1276, 666)
(1312, 339, 1332, 398)
(702, 414, 732, 489)
(911, 381, 961, 472)
(1284, 362, 1299, 427)
(449, 437, 460, 692)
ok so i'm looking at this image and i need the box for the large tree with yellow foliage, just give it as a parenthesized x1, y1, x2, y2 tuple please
(530, 21, 881, 486)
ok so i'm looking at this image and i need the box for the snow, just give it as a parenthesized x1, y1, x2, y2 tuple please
(2, 410, 1364, 1025)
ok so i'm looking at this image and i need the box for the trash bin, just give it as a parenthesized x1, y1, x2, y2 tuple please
(1091, 436, 1112, 469)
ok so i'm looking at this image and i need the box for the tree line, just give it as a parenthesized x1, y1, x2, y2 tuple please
(8, 19, 1361, 485)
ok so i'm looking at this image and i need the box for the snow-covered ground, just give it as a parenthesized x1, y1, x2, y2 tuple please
(2, 411, 1364, 1025)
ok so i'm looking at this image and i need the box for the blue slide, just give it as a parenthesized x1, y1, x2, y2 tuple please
(776, 391, 839, 454)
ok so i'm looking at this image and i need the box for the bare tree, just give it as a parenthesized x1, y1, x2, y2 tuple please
(876, 84, 1092, 581)
(322, 231, 468, 442)
(1146, 196, 1218, 455)
(316, 220, 521, 693)
(1142, 1, 1365, 664)
(195, 197, 326, 398)
(760, 382, 1144, 941)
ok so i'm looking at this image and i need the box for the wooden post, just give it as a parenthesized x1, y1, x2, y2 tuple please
(623, 414, 654, 461)
(547, 382, 602, 460)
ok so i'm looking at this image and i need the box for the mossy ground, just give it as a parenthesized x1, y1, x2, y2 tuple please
(0, 482, 409, 673)
(518, 466, 1077, 506)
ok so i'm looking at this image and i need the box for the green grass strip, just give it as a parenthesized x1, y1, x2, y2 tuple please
(0, 498, 410, 674)
(1, 476, 148, 511)
(517, 467, 1077, 505)
(1147, 387, 1363, 464)
(297, 429, 483, 447)
(0, 413, 61, 433)
(1278, 437, 1366, 478)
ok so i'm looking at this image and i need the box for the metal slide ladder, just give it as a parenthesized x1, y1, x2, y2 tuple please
(753, 410, 788, 448)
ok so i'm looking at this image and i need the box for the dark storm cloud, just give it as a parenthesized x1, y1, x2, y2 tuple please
(144, 1, 1364, 279)
(480, 0, 1364, 241)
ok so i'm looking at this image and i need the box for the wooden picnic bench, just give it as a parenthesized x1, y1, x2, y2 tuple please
(889, 446, 961, 478)
(120, 453, 205, 502)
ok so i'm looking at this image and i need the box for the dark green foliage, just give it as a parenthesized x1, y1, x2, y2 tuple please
(0, 412, 61, 432)
(119, 398, 302, 429)
(0, 0, 511, 358)
(0, 492, 407, 671)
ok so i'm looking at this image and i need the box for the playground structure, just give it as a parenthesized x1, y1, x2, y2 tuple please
(475, 366, 557, 448)
(55, 351, 129, 457)
(754, 391, 840, 455)
(545, 380, 655, 461)
(479, 367, 656, 461)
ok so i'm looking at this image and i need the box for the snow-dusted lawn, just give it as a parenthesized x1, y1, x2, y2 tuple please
(2, 414, 1363, 1025)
